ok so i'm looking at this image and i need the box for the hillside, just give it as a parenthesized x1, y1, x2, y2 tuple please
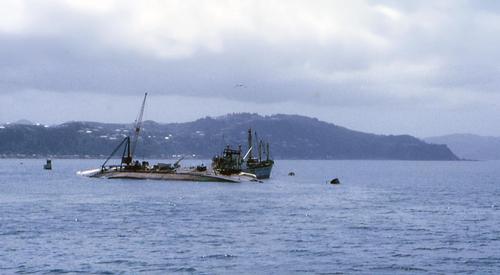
(0, 113, 459, 160)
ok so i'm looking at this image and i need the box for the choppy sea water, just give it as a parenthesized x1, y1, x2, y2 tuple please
(1, 159, 499, 274)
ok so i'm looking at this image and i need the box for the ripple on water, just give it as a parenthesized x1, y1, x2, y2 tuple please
(200, 254, 237, 260)
(47, 269, 90, 274)
(173, 267, 197, 272)
(369, 264, 428, 273)
(0, 230, 26, 236)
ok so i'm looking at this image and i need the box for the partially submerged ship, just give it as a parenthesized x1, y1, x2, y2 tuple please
(78, 93, 259, 183)
(212, 129, 274, 179)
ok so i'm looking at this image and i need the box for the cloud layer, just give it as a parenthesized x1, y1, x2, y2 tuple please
(1, 0, 500, 136)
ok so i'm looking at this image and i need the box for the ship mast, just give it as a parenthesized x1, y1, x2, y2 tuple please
(130, 92, 148, 160)
(266, 142, 270, 161)
(258, 140, 263, 162)
(247, 128, 253, 160)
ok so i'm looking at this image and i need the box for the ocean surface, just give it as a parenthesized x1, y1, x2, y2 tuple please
(1, 159, 499, 274)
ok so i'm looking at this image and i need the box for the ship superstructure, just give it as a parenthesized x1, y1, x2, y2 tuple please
(212, 128, 274, 179)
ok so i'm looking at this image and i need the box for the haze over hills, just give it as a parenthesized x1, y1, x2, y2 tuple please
(0, 113, 458, 160)
(424, 134, 500, 160)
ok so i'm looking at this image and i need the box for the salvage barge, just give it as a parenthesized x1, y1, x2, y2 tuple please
(77, 93, 259, 183)
(78, 165, 255, 183)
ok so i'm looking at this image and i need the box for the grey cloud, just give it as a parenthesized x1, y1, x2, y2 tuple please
(2, 1, 500, 136)
(0, 34, 378, 103)
(0, 31, 422, 109)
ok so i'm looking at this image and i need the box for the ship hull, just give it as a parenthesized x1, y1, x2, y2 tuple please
(101, 171, 239, 182)
(78, 168, 257, 183)
(242, 164, 273, 179)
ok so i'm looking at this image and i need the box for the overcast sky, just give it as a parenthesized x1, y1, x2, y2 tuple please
(1, 0, 500, 137)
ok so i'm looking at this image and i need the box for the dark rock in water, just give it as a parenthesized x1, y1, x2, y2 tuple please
(288, 172, 295, 176)
(43, 159, 52, 170)
(330, 178, 340, 184)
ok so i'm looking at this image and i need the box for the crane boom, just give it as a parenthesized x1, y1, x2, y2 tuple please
(130, 92, 148, 159)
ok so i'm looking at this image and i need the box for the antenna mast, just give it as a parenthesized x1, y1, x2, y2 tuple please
(130, 92, 148, 160)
